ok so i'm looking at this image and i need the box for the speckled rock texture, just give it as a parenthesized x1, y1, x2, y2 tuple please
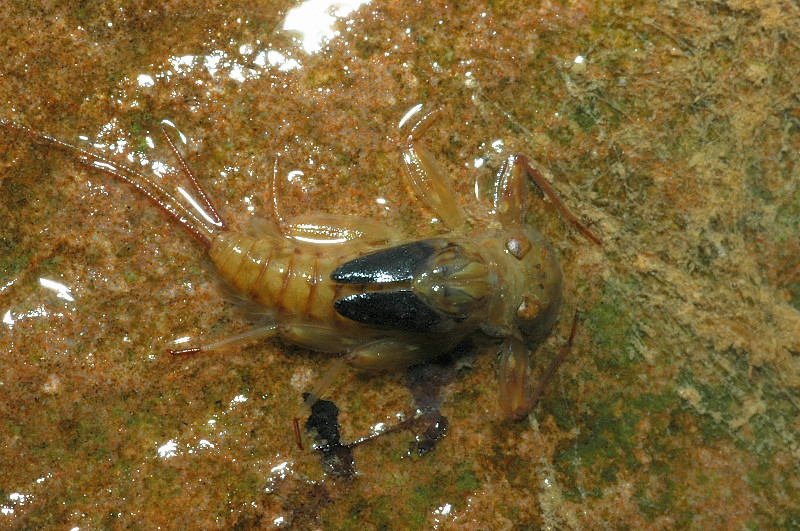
(1, 0, 799, 528)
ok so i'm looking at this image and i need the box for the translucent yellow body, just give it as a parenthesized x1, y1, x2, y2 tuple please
(2, 109, 599, 423)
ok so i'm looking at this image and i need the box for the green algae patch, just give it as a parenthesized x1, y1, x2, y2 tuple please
(632, 391, 673, 415)
(548, 397, 578, 432)
(789, 282, 800, 312)
(368, 495, 395, 529)
(773, 193, 800, 246)
(0, 237, 32, 281)
(571, 105, 598, 133)
(321, 460, 481, 529)
(584, 277, 646, 370)
(455, 463, 480, 492)
(676, 358, 799, 464)
(554, 371, 683, 504)
(2, 161, 38, 209)
(124, 112, 160, 153)
(565, 398, 639, 475)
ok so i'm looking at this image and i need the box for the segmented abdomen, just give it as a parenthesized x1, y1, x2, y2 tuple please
(209, 231, 348, 324)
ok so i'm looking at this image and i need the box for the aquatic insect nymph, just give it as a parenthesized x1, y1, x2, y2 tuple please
(1, 108, 599, 438)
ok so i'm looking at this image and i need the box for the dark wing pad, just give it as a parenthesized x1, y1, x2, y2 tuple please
(333, 290, 441, 332)
(331, 240, 437, 284)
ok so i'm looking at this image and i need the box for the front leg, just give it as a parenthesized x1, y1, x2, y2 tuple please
(495, 154, 602, 245)
(497, 311, 580, 419)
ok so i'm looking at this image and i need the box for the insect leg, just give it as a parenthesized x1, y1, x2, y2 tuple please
(293, 357, 348, 449)
(293, 339, 427, 449)
(401, 109, 467, 230)
(282, 214, 400, 246)
(521, 310, 580, 414)
(497, 310, 580, 419)
(497, 335, 530, 419)
(168, 323, 280, 355)
(169, 319, 367, 356)
(511, 155, 602, 245)
(266, 156, 290, 233)
(493, 153, 527, 227)
(267, 158, 402, 244)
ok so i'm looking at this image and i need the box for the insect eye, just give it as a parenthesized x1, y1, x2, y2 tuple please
(505, 237, 531, 259)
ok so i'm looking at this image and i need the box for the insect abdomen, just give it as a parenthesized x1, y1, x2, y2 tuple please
(209, 231, 342, 322)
